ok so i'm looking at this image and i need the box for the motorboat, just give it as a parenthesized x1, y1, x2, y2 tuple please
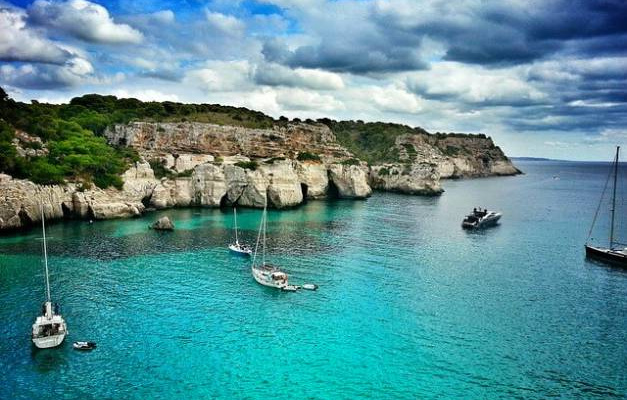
(73, 341, 97, 350)
(31, 203, 67, 349)
(462, 208, 502, 229)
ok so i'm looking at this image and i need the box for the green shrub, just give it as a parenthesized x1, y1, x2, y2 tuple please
(176, 169, 194, 177)
(341, 158, 360, 166)
(24, 158, 66, 185)
(149, 158, 174, 179)
(402, 143, 417, 158)
(264, 157, 285, 164)
(296, 151, 321, 162)
(234, 161, 259, 170)
(378, 167, 390, 176)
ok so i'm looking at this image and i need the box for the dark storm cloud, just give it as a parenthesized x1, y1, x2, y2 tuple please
(138, 69, 182, 82)
(439, 0, 627, 65)
(262, 38, 427, 74)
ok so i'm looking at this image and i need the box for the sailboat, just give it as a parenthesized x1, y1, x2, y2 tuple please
(229, 207, 252, 256)
(31, 203, 68, 348)
(251, 203, 293, 290)
(585, 146, 627, 267)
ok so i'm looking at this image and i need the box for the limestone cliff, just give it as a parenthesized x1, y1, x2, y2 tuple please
(0, 120, 520, 231)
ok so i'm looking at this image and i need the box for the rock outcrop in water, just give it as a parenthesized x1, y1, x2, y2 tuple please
(151, 216, 174, 231)
(0, 120, 520, 231)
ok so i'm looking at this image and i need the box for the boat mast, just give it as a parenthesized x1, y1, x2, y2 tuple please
(609, 146, 620, 249)
(234, 207, 238, 244)
(40, 203, 51, 303)
(262, 204, 267, 267)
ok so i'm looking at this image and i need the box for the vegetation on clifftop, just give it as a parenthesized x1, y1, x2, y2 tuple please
(0, 86, 507, 187)
(316, 119, 428, 164)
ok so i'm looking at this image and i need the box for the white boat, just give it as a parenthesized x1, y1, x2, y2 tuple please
(229, 208, 252, 256)
(73, 341, 96, 350)
(585, 146, 627, 268)
(32, 204, 67, 349)
(462, 208, 502, 229)
(251, 204, 291, 289)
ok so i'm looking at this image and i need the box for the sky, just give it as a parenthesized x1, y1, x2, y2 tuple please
(0, 0, 626, 160)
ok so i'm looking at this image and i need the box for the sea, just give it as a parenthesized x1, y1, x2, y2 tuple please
(1, 160, 626, 399)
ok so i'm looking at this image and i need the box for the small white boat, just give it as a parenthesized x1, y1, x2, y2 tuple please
(251, 204, 291, 290)
(73, 341, 97, 350)
(32, 203, 67, 349)
(229, 242, 252, 255)
(462, 208, 502, 229)
(302, 283, 318, 291)
(229, 208, 252, 256)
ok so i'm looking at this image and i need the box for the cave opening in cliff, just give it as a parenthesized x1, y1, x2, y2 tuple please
(300, 183, 309, 202)
(141, 194, 152, 209)
(87, 205, 96, 221)
(327, 180, 340, 199)
(18, 208, 33, 226)
(61, 203, 72, 219)
(219, 194, 230, 208)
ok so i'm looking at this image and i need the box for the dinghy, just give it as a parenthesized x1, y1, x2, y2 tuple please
(73, 341, 97, 350)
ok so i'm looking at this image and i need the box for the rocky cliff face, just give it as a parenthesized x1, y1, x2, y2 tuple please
(0, 157, 371, 231)
(105, 121, 352, 162)
(0, 121, 520, 231)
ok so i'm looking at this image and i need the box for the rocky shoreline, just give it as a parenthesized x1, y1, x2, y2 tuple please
(0, 121, 520, 232)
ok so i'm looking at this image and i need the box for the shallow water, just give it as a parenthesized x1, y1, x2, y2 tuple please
(1, 160, 626, 399)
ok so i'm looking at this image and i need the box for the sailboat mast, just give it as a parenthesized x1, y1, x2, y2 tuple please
(262, 204, 267, 266)
(609, 146, 620, 249)
(40, 203, 51, 303)
(234, 207, 238, 243)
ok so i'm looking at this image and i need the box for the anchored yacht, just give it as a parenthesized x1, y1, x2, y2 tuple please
(251, 203, 293, 290)
(32, 204, 67, 349)
(462, 208, 502, 229)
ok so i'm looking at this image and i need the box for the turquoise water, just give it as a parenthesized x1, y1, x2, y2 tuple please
(1, 160, 626, 399)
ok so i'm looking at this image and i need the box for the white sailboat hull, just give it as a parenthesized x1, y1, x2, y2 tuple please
(252, 265, 288, 289)
(229, 243, 252, 255)
(32, 332, 66, 349)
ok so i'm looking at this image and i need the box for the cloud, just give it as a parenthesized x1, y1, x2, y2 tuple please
(260, 1, 429, 74)
(583, 129, 627, 144)
(110, 89, 179, 102)
(254, 63, 344, 90)
(372, 0, 627, 66)
(150, 10, 174, 24)
(275, 88, 344, 112)
(204, 10, 245, 37)
(184, 61, 254, 92)
(369, 86, 423, 114)
(406, 62, 547, 107)
(0, 56, 94, 89)
(0, 6, 73, 64)
(28, 0, 143, 44)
